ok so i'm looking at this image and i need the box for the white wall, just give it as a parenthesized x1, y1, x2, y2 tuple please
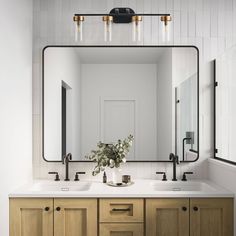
(0, 0, 33, 235)
(81, 63, 158, 160)
(32, 0, 235, 183)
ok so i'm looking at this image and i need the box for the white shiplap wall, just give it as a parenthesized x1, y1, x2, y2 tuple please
(33, 0, 236, 181)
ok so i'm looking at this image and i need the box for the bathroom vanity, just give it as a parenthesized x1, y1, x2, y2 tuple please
(9, 180, 233, 236)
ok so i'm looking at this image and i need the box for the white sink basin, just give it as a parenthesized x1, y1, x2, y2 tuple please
(29, 181, 92, 192)
(151, 181, 216, 192)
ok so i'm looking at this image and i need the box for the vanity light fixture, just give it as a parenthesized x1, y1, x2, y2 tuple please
(73, 8, 172, 42)
(73, 15, 84, 42)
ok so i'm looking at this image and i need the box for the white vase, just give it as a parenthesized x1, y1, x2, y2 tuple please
(111, 168, 122, 184)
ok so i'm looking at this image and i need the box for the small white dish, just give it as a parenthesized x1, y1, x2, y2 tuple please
(106, 181, 134, 187)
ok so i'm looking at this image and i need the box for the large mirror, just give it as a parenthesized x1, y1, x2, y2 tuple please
(215, 46, 236, 164)
(43, 46, 199, 162)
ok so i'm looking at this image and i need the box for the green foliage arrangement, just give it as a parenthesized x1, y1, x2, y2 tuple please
(85, 135, 134, 176)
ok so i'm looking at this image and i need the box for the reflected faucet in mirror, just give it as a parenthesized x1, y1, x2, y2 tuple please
(63, 153, 72, 181)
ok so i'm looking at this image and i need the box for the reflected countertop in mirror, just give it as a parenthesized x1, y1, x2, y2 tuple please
(43, 46, 199, 162)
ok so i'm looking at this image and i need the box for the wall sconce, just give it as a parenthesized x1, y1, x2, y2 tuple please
(160, 15, 172, 42)
(132, 15, 142, 42)
(73, 8, 172, 43)
(73, 15, 84, 42)
(103, 16, 113, 42)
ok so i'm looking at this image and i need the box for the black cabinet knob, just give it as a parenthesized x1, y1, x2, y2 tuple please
(44, 207, 50, 211)
(193, 206, 198, 211)
(56, 207, 61, 211)
(182, 206, 187, 211)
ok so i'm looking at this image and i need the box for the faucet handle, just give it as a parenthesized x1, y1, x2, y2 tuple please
(48, 172, 60, 181)
(182, 172, 193, 181)
(74, 172, 86, 181)
(156, 172, 167, 181)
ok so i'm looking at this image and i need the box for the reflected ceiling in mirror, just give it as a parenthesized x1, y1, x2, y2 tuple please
(43, 46, 199, 162)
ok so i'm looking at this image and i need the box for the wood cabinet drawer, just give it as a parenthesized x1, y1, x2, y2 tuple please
(99, 198, 144, 223)
(100, 223, 144, 236)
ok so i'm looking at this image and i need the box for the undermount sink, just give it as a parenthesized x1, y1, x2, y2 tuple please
(29, 181, 92, 192)
(151, 181, 216, 192)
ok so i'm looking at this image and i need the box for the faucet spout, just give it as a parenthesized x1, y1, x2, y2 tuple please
(169, 153, 179, 181)
(63, 153, 72, 181)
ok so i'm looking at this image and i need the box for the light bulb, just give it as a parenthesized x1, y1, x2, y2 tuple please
(103, 16, 113, 42)
(161, 15, 172, 42)
(132, 16, 142, 42)
(73, 16, 84, 42)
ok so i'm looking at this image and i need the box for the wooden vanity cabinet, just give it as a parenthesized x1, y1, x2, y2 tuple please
(10, 198, 97, 236)
(10, 197, 233, 236)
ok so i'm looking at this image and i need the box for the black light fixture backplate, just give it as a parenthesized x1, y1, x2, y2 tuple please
(109, 8, 135, 23)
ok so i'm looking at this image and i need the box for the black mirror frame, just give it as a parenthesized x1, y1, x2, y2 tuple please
(42, 45, 199, 163)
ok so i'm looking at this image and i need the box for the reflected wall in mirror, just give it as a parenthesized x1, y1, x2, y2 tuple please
(43, 46, 199, 162)
(215, 46, 236, 164)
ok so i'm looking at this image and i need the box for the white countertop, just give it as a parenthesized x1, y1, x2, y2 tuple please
(9, 179, 234, 198)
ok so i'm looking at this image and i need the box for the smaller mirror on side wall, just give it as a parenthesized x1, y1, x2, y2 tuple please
(43, 46, 199, 162)
(215, 46, 236, 165)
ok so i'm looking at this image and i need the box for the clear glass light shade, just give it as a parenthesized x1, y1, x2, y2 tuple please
(104, 20, 112, 42)
(103, 16, 113, 42)
(74, 21, 83, 42)
(132, 16, 142, 42)
(161, 20, 172, 42)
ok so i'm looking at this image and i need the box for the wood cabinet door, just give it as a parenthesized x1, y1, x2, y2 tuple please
(190, 198, 233, 236)
(9, 198, 53, 236)
(146, 198, 189, 236)
(54, 198, 97, 236)
(100, 223, 144, 236)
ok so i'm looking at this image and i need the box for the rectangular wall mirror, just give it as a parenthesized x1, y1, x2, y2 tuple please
(43, 46, 199, 162)
(215, 46, 236, 165)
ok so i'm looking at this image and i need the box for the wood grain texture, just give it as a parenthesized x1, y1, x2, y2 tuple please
(100, 223, 144, 236)
(190, 198, 233, 236)
(100, 198, 144, 223)
(146, 198, 189, 236)
(9, 198, 53, 236)
(54, 198, 97, 236)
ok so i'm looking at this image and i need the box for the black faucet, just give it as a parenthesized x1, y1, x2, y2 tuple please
(169, 153, 179, 181)
(63, 153, 72, 181)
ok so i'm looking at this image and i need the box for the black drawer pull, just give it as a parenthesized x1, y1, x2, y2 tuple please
(182, 206, 187, 211)
(56, 207, 61, 211)
(112, 208, 130, 212)
(193, 206, 198, 211)
(44, 207, 50, 211)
